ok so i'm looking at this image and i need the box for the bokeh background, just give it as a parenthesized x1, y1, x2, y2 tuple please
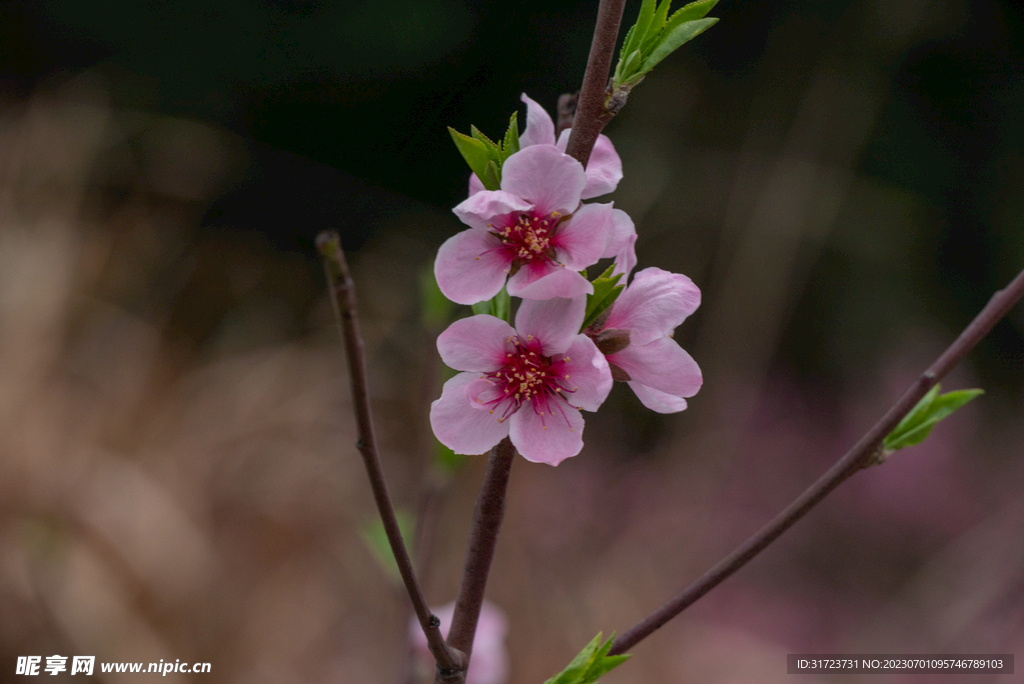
(2, 0, 1023, 682)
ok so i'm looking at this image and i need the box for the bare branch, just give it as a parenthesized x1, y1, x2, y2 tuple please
(316, 231, 463, 675)
(564, 0, 628, 167)
(444, 437, 516, 680)
(609, 265, 1024, 655)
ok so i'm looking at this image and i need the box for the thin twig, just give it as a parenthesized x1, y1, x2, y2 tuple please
(564, 0, 628, 167)
(609, 265, 1024, 656)
(444, 437, 516, 679)
(316, 231, 463, 675)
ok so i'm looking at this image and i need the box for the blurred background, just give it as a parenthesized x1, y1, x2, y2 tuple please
(2, 0, 1023, 682)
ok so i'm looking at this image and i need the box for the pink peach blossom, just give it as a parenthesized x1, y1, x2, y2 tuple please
(438, 144, 618, 305)
(590, 267, 703, 413)
(469, 93, 623, 200)
(430, 297, 612, 465)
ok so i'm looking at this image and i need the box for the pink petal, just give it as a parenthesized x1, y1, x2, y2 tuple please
(509, 402, 585, 465)
(552, 202, 611, 270)
(604, 267, 701, 346)
(430, 373, 510, 455)
(608, 336, 702, 398)
(519, 93, 556, 148)
(611, 232, 638, 280)
(500, 145, 585, 217)
(453, 190, 533, 231)
(514, 297, 586, 356)
(507, 263, 593, 301)
(556, 130, 623, 199)
(603, 208, 635, 260)
(556, 335, 612, 411)
(435, 229, 512, 305)
(468, 172, 485, 196)
(628, 382, 689, 413)
(437, 315, 515, 372)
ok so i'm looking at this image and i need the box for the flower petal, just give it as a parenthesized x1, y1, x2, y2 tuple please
(509, 403, 585, 466)
(553, 202, 611, 270)
(514, 296, 586, 356)
(603, 208, 637, 277)
(628, 382, 689, 413)
(435, 229, 511, 305)
(507, 264, 593, 301)
(453, 190, 533, 231)
(430, 373, 510, 455)
(437, 315, 515, 372)
(500, 145, 585, 217)
(611, 232, 638, 280)
(604, 267, 701, 346)
(468, 172, 485, 196)
(607, 336, 702, 398)
(556, 335, 612, 411)
(519, 93, 556, 148)
(556, 130, 623, 199)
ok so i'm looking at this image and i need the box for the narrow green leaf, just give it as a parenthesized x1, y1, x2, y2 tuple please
(543, 632, 631, 684)
(622, 0, 658, 64)
(470, 285, 511, 323)
(617, 23, 637, 63)
(360, 511, 415, 582)
(449, 128, 499, 189)
(501, 111, 520, 162)
(668, 0, 719, 24)
(471, 299, 494, 317)
(482, 159, 502, 191)
(617, 49, 644, 87)
(470, 125, 500, 154)
(543, 633, 602, 684)
(882, 385, 984, 452)
(581, 269, 625, 332)
(639, 17, 718, 76)
(638, 0, 674, 55)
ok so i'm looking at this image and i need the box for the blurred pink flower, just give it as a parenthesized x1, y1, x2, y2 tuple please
(438, 144, 619, 304)
(430, 297, 612, 465)
(410, 601, 509, 684)
(589, 267, 703, 413)
(469, 93, 623, 200)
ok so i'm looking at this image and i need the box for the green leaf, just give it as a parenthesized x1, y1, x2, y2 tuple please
(638, 0, 673, 55)
(622, 0, 658, 67)
(470, 285, 511, 323)
(360, 510, 415, 582)
(882, 384, 984, 453)
(668, 0, 719, 24)
(501, 111, 520, 162)
(449, 128, 501, 190)
(471, 125, 501, 155)
(617, 49, 644, 86)
(581, 265, 624, 332)
(617, 23, 637, 63)
(482, 159, 501, 192)
(543, 633, 631, 684)
(639, 17, 718, 76)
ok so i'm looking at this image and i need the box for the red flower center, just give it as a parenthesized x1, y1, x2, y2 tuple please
(481, 335, 575, 423)
(493, 212, 560, 265)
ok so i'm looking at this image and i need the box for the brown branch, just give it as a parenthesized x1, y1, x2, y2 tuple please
(609, 265, 1024, 656)
(443, 437, 516, 681)
(316, 231, 463, 675)
(564, 0, 628, 167)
